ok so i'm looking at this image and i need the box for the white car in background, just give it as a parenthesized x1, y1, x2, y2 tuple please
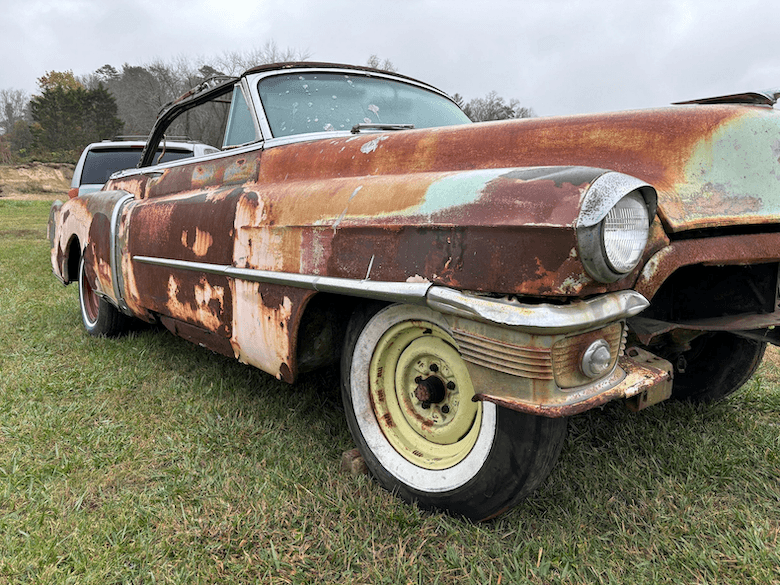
(69, 138, 219, 197)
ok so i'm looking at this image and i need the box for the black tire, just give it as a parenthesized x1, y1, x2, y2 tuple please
(78, 255, 128, 337)
(670, 332, 766, 403)
(340, 303, 567, 521)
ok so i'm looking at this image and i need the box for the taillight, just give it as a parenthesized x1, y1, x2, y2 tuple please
(68, 187, 79, 199)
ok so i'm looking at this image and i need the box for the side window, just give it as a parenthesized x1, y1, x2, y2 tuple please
(223, 85, 258, 148)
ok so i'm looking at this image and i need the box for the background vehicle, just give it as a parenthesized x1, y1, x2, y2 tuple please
(69, 137, 219, 197)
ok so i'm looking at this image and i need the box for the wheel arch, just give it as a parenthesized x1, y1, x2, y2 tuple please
(64, 234, 82, 284)
(293, 292, 387, 377)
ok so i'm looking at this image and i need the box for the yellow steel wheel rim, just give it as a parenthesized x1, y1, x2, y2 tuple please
(368, 319, 482, 470)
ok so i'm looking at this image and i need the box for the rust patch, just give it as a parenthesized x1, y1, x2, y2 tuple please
(159, 315, 235, 358)
(191, 227, 214, 257)
(229, 283, 315, 382)
(636, 232, 780, 301)
(279, 362, 293, 383)
(87, 213, 112, 296)
(192, 163, 220, 188)
(476, 351, 672, 418)
(164, 274, 227, 334)
(224, 157, 258, 184)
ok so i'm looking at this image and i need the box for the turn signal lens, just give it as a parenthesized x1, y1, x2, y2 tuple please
(581, 339, 612, 379)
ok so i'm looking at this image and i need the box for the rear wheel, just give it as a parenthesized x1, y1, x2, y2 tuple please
(669, 332, 765, 403)
(78, 255, 128, 337)
(341, 303, 567, 521)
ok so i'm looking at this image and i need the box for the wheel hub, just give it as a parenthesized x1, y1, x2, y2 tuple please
(414, 375, 446, 406)
(368, 319, 482, 470)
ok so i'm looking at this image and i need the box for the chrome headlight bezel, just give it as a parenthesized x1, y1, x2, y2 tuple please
(576, 172, 657, 283)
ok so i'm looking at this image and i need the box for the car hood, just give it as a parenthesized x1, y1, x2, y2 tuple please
(256, 103, 780, 234)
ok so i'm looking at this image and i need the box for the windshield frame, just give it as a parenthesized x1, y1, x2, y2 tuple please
(245, 67, 469, 144)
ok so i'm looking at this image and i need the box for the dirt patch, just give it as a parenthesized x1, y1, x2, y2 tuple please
(757, 344, 780, 385)
(0, 163, 74, 200)
(764, 344, 780, 366)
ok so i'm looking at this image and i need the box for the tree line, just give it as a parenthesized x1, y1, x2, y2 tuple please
(0, 47, 534, 165)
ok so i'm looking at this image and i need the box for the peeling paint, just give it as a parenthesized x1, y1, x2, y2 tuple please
(192, 227, 214, 257)
(164, 274, 225, 333)
(360, 135, 388, 154)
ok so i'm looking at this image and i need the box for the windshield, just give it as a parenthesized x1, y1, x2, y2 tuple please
(80, 148, 194, 185)
(257, 72, 470, 138)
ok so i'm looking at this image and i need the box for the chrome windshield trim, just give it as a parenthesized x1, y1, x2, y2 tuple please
(133, 256, 649, 333)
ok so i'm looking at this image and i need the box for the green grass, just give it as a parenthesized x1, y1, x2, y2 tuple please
(1, 199, 779, 584)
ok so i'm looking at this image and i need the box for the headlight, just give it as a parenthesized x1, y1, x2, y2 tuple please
(576, 173, 656, 283)
(603, 192, 649, 273)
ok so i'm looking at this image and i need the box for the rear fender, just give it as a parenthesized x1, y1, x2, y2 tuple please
(50, 190, 134, 308)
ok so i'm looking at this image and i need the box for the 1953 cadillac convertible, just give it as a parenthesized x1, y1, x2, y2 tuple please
(48, 62, 780, 520)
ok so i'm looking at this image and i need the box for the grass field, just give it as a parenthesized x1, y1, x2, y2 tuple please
(1, 199, 778, 584)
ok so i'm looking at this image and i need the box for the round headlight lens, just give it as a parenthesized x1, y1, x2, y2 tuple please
(603, 193, 649, 273)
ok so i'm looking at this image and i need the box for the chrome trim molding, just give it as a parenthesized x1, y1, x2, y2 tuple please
(133, 256, 432, 304)
(427, 288, 648, 333)
(576, 171, 657, 228)
(133, 255, 649, 333)
(110, 193, 135, 311)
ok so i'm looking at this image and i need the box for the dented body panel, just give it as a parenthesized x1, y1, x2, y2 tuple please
(49, 62, 780, 416)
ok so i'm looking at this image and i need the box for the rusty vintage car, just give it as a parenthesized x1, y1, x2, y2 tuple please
(48, 62, 780, 520)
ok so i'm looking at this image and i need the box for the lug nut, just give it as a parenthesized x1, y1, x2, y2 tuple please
(441, 405, 450, 414)
(429, 363, 439, 372)
(446, 381, 455, 390)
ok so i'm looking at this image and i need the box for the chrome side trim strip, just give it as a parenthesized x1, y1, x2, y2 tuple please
(132, 256, 432, 304)
(132, 255, 649, 333)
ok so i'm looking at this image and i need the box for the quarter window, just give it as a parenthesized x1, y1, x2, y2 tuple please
(223, 85, 258, 147)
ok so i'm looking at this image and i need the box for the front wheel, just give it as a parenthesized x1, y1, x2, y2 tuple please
(668, 332, 766, 403)
(78, 255, 128, 337)
(341, 303, 567, 521)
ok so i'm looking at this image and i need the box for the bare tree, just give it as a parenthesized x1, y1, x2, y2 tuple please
(0, 88, 29, 134)
(462, 90, 534, 122)
(214, 41, 312, 75)
(78, 44, 311, 137)
(366, 55, 398, 72)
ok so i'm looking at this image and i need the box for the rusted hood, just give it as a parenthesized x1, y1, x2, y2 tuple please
(403, 104, 780, 234)
(493, 104, 780, 233)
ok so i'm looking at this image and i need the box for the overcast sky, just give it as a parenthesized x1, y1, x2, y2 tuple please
(3, 0, 779, 117)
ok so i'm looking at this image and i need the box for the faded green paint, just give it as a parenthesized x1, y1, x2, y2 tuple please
(678, 110, 780, 225)
(416, 169, 509, 216)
